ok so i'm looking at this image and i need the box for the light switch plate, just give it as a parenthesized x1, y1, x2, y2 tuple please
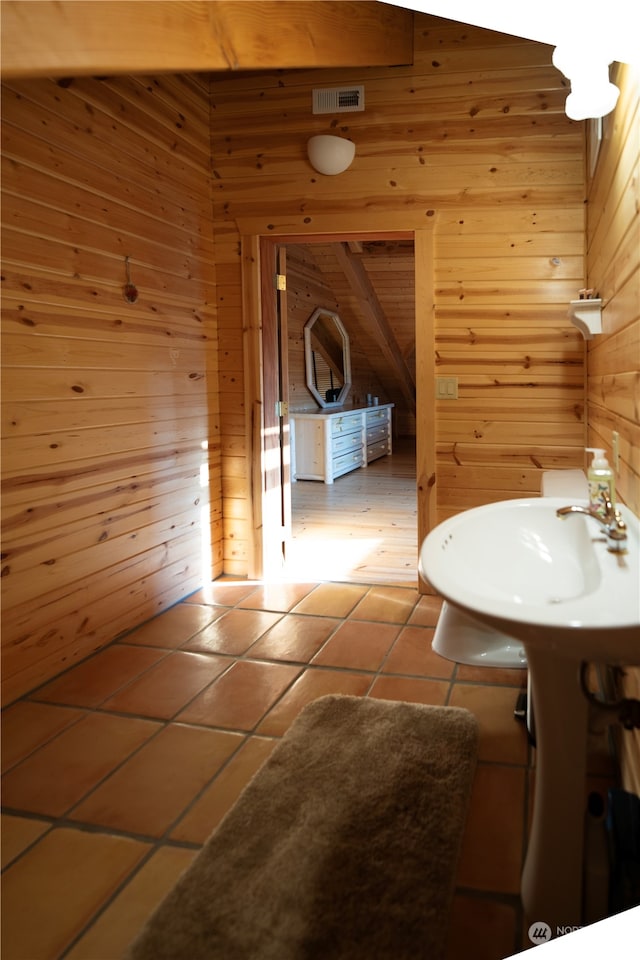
(435, 376, 458, 399)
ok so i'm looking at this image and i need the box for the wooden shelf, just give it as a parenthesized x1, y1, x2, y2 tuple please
(567, 299, 602, 339)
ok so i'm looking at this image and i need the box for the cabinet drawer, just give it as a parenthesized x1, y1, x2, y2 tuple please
(333, 449, 364, 477)
(366, 423, 388, 444)
(365, 408, 388, 427)
(331, 413, 362, 436)
(333, 431, 363, 455)
(367, 439, 390, 463)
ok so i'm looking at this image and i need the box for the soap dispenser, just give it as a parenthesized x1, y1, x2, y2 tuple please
(586, 448, 615, 519)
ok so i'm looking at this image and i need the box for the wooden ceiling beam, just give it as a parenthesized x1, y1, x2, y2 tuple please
(333, 243, 416, 413)
(0, 1, 413, 79)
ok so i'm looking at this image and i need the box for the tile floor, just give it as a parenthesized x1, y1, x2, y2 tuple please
(1, 579, 616, 960)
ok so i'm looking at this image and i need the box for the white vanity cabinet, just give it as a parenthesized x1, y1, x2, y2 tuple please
(290, 404, 393, 484)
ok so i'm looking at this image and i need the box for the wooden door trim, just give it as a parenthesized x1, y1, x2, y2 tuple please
(241, 234, 264, 579)
(241, 224, 435, 582)
(415, 229, 437, 560)
(277, 246, 292, 548)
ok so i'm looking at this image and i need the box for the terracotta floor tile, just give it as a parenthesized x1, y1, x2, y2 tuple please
(33, 644, 169, 708)
(238, 582, 318, 612)
(446, 894, 519, 960)
(69, 724, 244, 837)
(101, 651, 230, 719)
(5, 584, 616, 958)
(368, 675, 449, 706)
(350, 584, 419, 623)
(3, 581, 623, 960)
(456, 763, 526, 894)
(65, 845, 198, 960)
(409, 594, 444, 626)
(449, 684, 529, 765)
(1, 701, 84, 773)
(311, 619, 399, 671)
(177, 660, 301, 730)
(248, 613, 340, 663)
(123, 603, 223, 648)
(171, 736, 278, 844)
(183, 608, 283, 655)
(256, 668, 371, 737)
(186, 581, 261, 606)
(0, 814, 51, 869)
(2, 713, 161, 818)
(383, 625, 455, 679)
(291, 581, 368, 618)
(1, 827, 149, 960)
(456, 663, 527, 686)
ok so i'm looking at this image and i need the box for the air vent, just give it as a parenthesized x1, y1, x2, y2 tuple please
(312, 85, 365, 114)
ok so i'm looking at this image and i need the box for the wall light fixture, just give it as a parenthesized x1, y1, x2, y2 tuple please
(307, 135, 356, 175)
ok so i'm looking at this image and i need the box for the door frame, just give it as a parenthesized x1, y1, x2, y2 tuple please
(240, 223, 435, 582)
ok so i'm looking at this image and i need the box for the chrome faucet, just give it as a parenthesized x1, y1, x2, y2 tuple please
(556, 496, 627, 553)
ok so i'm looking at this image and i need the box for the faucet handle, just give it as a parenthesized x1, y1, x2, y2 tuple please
(602, 497, 627, 539)
(600, 495, 619, 523)
(611, 510, 627, 535)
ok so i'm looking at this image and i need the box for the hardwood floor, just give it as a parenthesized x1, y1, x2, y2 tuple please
(285, 437, 418, 586)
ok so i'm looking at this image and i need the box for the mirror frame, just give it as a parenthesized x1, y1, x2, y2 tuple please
(304, 307, 352, 408)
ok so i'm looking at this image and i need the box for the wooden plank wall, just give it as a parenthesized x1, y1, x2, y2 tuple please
(1, 74, 220, 703)
(286, 244, 387, 413)
(586, 63, 640, 516)
(211, 12, 587, 571)
(585, 62, 640, 796)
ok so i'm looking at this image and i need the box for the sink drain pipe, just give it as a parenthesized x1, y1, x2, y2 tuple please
(579, 663, 640, 729)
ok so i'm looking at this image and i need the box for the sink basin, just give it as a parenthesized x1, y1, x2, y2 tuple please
(419, 496, 639, 662)
(421, 495, 639, 929)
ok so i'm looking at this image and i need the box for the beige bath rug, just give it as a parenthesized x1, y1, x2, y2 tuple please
(126, 694, 478, 960)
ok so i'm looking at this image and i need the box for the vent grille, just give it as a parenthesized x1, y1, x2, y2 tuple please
(312, 86, 365, 114)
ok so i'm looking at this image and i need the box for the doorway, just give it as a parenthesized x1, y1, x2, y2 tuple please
(284, 238, 417, 584)
(241, 226, 436, 585)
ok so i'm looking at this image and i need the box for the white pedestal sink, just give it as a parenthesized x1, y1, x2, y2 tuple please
(419, 497, 640, 931)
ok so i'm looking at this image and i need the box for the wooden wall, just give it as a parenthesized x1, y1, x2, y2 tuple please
(1, 74, 220, 703)
(586, 63, 640, 516)
(212, 13, 587, 572)
(585, 62, 640, 795)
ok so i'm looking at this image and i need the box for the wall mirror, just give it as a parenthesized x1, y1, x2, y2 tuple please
(304, 307, 352, 408)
